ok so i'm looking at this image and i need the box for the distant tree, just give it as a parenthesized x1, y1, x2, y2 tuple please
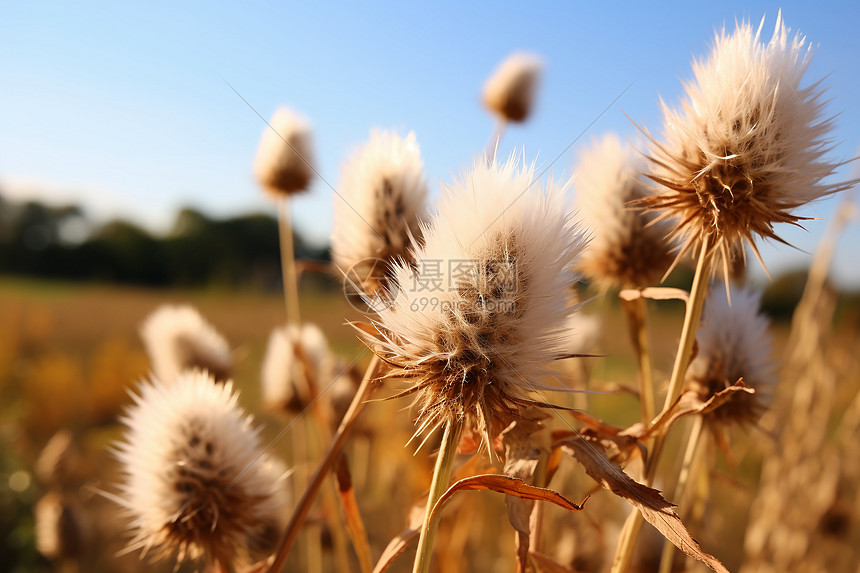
(0, 197, 330, 289)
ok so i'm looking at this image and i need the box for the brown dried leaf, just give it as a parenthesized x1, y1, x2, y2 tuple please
(645, 380, 755, 439)
(429, 474, 587, 524)
(501, 419, 544, 533)
(500, 419, 546, 572)
(556, 413, 646, 466)
(559, 433, 729, 573)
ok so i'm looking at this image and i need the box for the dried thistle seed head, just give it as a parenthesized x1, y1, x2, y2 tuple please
(642, 14, 853, 276)
(362, 155, 587, 450)
(140, 304, 232, 385)
(113, 371, 288, 567)
(332, 130, 428, 296)
(685, 283, 775, 426)
(261, 322, 333, 414)
(573, 134, 674, 288)
(482, 52, 543, 123)
(253, 107, 315, 197)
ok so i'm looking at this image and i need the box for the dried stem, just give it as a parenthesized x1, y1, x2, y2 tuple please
(412, 419, 464, 573)
(278, 197, 302, 326)
(657, 415, 705, 573)
(485, 119, 507, 163)
(622, 295, 656, 426)
(267, 355, 382, 573)
(611, 238, 713, 573)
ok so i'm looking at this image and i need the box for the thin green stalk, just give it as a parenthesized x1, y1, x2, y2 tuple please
(412, 419, 464, 573)
(611, 238, 713, 573)
(657, 415, 705, 573)
(278, 196, 301, 326)
(267, 355, 381, 573)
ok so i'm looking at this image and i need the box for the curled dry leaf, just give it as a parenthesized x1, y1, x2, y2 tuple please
(557, 433, 729, 573)
(645, 379, 755, 439)
(554, 411, 646, 466)
(429, 474, 587, 524)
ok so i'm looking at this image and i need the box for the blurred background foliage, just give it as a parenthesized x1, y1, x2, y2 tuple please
(0, 192, 329, 289)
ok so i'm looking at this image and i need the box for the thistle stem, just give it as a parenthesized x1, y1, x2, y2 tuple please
(485, 119, 507, 163)
(278, 196, 302, 326)
(267, 355, 381, 573)
(657, 415, 705, 573)
(610, 238, 713, 573)
(659, 239, 713, 417)
(412, 419, 464, 573)
(622, 295, 655, 426)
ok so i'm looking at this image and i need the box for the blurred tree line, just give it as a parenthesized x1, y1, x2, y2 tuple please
(0, 194, 329, 289)
(2, 193, 858, 320)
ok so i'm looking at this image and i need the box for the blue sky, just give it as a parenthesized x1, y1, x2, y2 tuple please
(2, 1, 859, 285)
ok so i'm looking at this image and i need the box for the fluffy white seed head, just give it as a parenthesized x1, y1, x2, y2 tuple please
(253, 107, 315, 197)
(332, 130, 428, 294)
(261, 322, 333, 414)
(686, 283, 775, 426)
(482, 52, 543, 123)
(113, 371, 288, 567)
(362, 155, 587, 448)
(140, 304, 232, 384)
(643, 13, 852, 276)
(573, 134, 674, 288)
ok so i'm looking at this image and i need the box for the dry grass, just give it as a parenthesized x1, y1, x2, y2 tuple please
(2, 276, 857, 572)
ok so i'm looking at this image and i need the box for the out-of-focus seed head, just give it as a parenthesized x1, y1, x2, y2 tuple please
(573, 134, 674, 288)
(482, 52, 543, 123)
(261, 322, 333, 414)
(140, 304, 232, 384)
(35, 492, 88, 561)
(253, 107, 315, 197)
(332, 130, 428, 297)
(113, 371, 288, 567)
(686, 283, 775, 427)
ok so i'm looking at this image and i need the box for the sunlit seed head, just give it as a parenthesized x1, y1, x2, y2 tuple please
(642, 13, 854, 276)
(113, 371, 288, 567)
(686, 283, 775, 426)
(140, 304, 232, 384)
(573, 134, 674, 288)
(253, 107, 315, 197)
(362, 155, 587, 450)
(332, 130, 428, 295)
(482, 52, 543, 123)
(261, 322, 333, 414)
